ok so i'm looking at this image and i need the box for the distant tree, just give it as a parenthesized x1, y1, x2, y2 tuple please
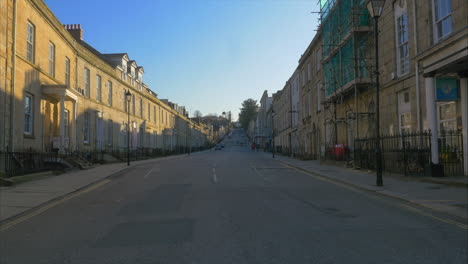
(193, 110, 203, 118)
(238, 98, 259, 130)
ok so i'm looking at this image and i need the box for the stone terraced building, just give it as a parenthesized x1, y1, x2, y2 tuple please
(0, 0, 209, 173)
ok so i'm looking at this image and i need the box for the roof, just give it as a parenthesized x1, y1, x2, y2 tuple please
(79, 40, 113, 67)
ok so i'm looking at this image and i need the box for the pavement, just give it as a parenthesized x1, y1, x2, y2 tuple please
(0, 129, 466, 263)
(0, 153, 196, 223)
(269, 154, 468, 220)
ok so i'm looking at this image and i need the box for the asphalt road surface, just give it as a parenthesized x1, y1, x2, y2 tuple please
(0, 129, 467, 264)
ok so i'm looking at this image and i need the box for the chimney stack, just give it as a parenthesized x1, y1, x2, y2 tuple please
(64, 24, 83, 40)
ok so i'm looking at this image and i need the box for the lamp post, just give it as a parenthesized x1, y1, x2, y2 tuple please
(271, 109, 276, 159)
(125, 90, 132, 166)
(367, 0, 385, 186)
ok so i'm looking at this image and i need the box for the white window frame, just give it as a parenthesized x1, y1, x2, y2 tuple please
(437, 101, 457, 133)
(399, 112, 411, 134)
(96, 74, 102, 102)
(84, 68, 90, 97)
(131, 68, 136, 86)
(65, 57, 70, 87)
(148, 103, 151, 121)
(123, 90, 127, 112)
(122, 60, 127, 80)
(398, 90, 411, 135)
(432, 0, 452, 42)
(395, 12, 409, 76)
(26, 22, 35, 63)
(140, 98, 143, 118)
(49, 42, 55, 77)
(107, 81, 113, 106)
(24, 94, 33, 135)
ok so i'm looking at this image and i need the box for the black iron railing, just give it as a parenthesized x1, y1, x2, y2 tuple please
(439, 130, 464, 177)
(3, 146, 211, 177)
(354, 130, 464, 177)
(354, 131, 432, 176)
(4, 148, 64, 177)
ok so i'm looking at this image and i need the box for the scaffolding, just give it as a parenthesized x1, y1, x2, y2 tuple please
(318, 0, 375, 156)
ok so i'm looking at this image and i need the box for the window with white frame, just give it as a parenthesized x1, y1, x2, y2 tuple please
(65, 57, 70, 87)
(26, 22, 35, 63)
(396, 13, 409, 76)
(123, 90, 127, 112)
(24, 94, 33, 135)
(398, 91, 411, 134)
(107, 81, 112, 106)
(140, 98, 143, 117)
(84, 68, 90, 97)
(433, 0, 452, 41)
(148, 103, 151, 121)
(438, 101, 457, 133)
(122, 60, 127, 80)
(96, 75, 102, 102)
(83, 112, 90, 143)
(49, 42, 55, 77)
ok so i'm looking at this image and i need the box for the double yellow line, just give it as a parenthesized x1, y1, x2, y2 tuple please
(0, 179, 111, 232)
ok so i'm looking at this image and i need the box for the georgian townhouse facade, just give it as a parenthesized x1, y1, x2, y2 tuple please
(255, 90, 272, 149)
(0, 0, 207, 172)
(376, 0, 467, 175)
(271, 82, 291, 154)
(298, 30, 324, 160)
(267, 0, 467, 176)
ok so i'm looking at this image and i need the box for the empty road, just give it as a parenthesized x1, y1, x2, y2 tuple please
(0, 129, 467, 264)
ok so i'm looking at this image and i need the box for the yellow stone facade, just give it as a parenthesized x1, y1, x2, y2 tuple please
(0, 0, 208, 162)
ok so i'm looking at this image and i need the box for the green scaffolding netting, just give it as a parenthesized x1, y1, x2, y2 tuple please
(324, 34, 370, 97)
(321, 0, 371, 97)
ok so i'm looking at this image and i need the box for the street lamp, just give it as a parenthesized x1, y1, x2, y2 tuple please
(367, 0, 385, 186)
(125, 90, 132, 166)
(271, 109, 276, 159)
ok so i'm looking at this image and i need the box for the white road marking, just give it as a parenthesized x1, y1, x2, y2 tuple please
(143, 167, 155, 178)
(212, 167, 218, 183)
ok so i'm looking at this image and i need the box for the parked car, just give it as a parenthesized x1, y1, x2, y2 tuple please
(214, 145, 222, 150)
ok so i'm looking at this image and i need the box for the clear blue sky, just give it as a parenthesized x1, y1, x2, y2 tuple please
(45, 0, 320, 120)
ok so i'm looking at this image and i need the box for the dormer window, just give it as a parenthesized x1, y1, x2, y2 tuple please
(121, 60, 127, 80)
(131, 68, 135, 86)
